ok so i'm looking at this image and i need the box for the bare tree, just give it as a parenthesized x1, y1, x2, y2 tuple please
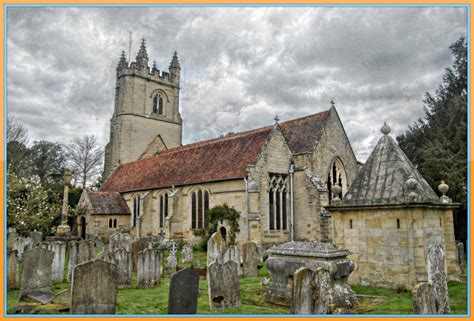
(66, 135, 104, 190)
(7, 115, 28, 144)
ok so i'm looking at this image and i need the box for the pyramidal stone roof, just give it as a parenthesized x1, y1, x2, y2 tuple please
(343, 123, 438, 205)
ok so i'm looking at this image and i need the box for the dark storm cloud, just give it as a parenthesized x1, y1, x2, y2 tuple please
(7, 6, 467, 161)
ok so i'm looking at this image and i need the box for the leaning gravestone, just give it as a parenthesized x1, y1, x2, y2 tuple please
(131, 239, 151, 272)
(114, 248, 132, 289)
(412, 282, 436, 314)
(137, 248, 161, 288)
(168, 268, 200, 314)
(427, 244, 450, 314)
(207, 260, 240, 310)
(242, 241, 259, 277)
(207, 231, 226, 265)
(8, 249, 19, 290)
(42, 241, 67, 283)
(181, 244, 194, 264)
(19, 247, 54, 303)
(71, 259, 118, 314)
(290, 267, 314, 314)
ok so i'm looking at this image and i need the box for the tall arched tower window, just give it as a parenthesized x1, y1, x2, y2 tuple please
(327, 157, 348, 203)
(191, 189, 209, 229)
(152, 96, 158, 114)
(268, 173, 288, 230)
(158, 96, 163, 115)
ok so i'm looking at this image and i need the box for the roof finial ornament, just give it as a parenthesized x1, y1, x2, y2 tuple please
(438, 180, 450, 204)
(274, 115, 280, 123)
(330, 99, 335, 108)
(381, 122, 391, 135)
(169, 50, 181, 69)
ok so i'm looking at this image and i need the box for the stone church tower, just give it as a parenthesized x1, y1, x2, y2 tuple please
(104, 39, 182, 178)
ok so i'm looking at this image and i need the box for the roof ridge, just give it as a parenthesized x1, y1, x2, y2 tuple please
(280, 109, 330, 126)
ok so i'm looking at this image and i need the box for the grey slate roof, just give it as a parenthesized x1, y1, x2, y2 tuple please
(343, 131, 438, 205)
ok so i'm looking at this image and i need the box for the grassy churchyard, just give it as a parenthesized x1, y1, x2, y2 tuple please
(7, 249, 467, 315)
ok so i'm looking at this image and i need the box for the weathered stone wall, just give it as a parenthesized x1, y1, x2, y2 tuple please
(330, 205, 460, 289)
(78, 212, 130, 239)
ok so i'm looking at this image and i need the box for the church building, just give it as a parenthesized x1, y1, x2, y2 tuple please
(76, 39, 359, 246)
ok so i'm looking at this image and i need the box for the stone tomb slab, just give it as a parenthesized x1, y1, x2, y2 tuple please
(167, 268, 200, 314)
(19, 247, 54, 303)
(71, 259, 118, 314)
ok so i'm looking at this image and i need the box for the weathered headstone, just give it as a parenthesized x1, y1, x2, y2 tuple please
(131, 239, 151, 272)
(224, 245, 241, 275)
(71, 259, 118, 314)
(7, 227, 18, 250)
(13, 236, 33, 261)
(8, 250, 19, 290)
(312, 268, 332, 314)
(181, 244, 194, 264)
(137, 248, 161, 288)
(242, 241, 259, 277)
(195, 259, 202, 268)
(29, 230, 43, 246)
(68, 240, 96, 282)
(290, 267, 314, 314)
(109, 231, 132, 253)
(207, 231, 226, 265)
(427, 244, 450, 314)
(168, 268, 200, 314)
(457, 241, 465, 272)
(42, 241, 67, 283)
(114, 248, 132, 289)
(19, 247, 54, 303)
(412, 282, 437, 314)
(207, 260, 240, 310)
(165, 253, 178, 277)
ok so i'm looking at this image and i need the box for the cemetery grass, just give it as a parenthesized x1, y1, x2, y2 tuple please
(7, 250, 468, 315)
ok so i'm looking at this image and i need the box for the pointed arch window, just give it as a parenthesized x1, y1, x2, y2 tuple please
(191, 189, 209, 229)
(153, 96, 158, 114)
(113, 219, 117, 228)
(109, 219, 113, 228)
(152, 95, 164, 115)
(327, 158, 348, 203)
(158, 96, 163, 115)
(133, 195, 141, 227)
(268, 173, 288, 230)
(159, 193, 169, 228)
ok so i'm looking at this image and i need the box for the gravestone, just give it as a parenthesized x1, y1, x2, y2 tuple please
(20, 247, 54, 303)
(242, 241, 259, 277)
(95, 238, 105, 249)
(7, 227, 18, 250)
(13, 236, 33, 261)
(457, 242, 465, 272)
(181, 244, 194, 264)
(8, 250, 19, 290)
(207, 260, 240, 310)
(29, 230, 43, 246)
(131, 239, 151, 272)
(412, 282, 436, 314)
(68, 240, 96, 282)
(165, 242, 178, 277)
(168, 268, 200, 314)
(224, 245, 241, 275)
(71, 259, 118, 314)
(290, 267, 314, 314)
(42, 241, 67, 283)
(137, 248, 161, 288)
(207, 231, 226, 265)
(195, 259, 202, 268)
(114, 248, 132, 289)
(427, 244, 450, 314)
(109, 231, 132, 253)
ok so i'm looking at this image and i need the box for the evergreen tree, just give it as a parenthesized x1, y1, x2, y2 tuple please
(397, 36, 467, 241)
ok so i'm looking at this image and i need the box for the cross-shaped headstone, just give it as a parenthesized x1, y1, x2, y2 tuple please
(169, 242, 178, 256)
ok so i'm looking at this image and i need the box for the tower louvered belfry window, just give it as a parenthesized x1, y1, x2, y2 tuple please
(159, 193, 169, 228)
(191, 189, 209, 229)
(268, 173, 288, 230)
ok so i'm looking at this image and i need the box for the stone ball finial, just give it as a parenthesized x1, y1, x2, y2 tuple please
(332, 184, 342, 200)
(381, 122, 391, 135)
(406, 175, 418, 202)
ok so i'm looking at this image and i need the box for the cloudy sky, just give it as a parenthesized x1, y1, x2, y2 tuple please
(7, 6, 467, 161)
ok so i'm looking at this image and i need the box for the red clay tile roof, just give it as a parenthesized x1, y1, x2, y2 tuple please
(101, 126, 274, 193)
(87, 192, 131, 215)
(279, 110, 330, 154)
(101, 109, 331, 193)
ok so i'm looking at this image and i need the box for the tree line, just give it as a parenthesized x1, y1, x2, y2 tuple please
(397, 36, 467, 242)
(7, 117, 104, 235)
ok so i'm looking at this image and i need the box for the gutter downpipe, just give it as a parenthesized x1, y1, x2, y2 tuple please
(289, 163, 295, 241)
(244, 177, 250, 241)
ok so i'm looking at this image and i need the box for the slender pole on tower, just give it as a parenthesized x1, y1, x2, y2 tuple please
(128, 31, 132, 62)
